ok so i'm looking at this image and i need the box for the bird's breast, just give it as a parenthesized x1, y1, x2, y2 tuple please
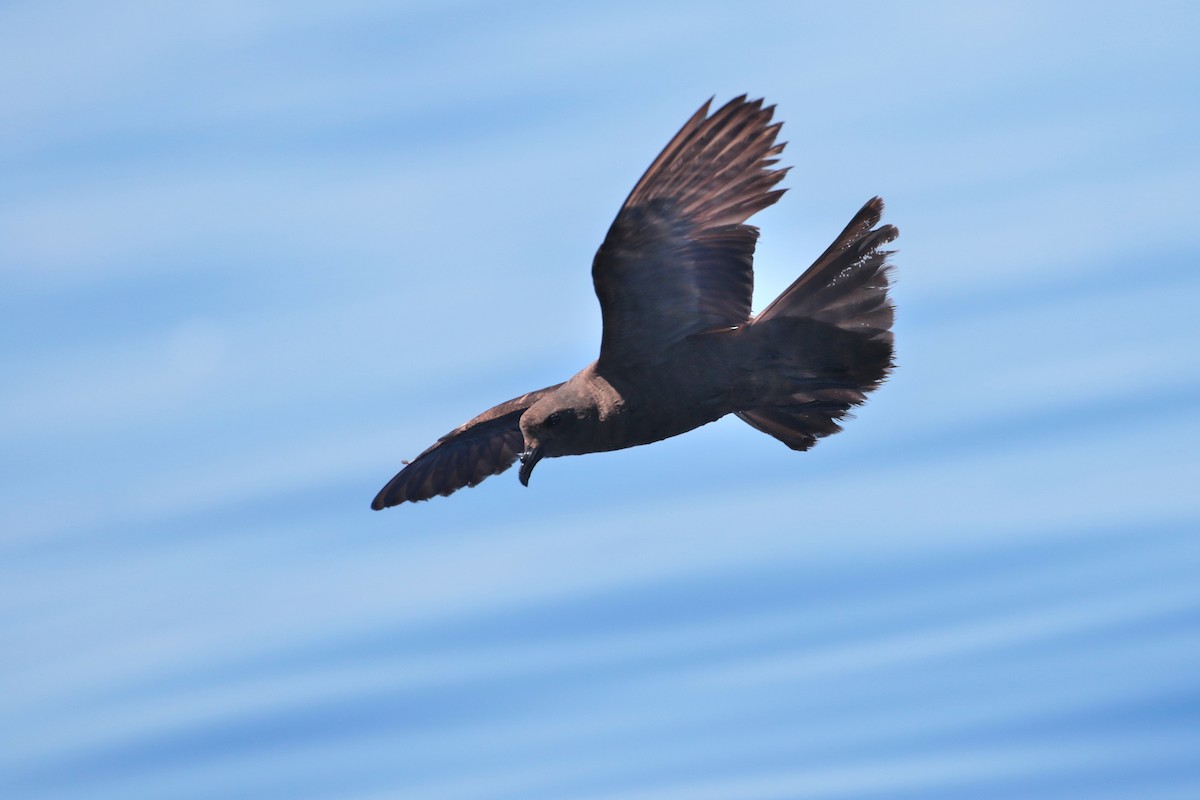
(591, 336, 746, 451)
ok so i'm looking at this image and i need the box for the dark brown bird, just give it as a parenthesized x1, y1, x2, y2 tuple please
(372, 96, 897, 509)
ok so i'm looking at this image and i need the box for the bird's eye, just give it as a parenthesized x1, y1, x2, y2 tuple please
(544, 411, 564, 429)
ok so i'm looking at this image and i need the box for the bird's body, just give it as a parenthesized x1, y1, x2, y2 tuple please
(372, 96, 897, 508)
(523, 335, 745, 460)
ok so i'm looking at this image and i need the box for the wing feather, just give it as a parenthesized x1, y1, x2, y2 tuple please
(592, 96, 788, 368)
(371, 384, 562, 508)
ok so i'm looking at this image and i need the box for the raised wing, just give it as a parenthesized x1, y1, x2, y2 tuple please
(592, 96, 788, 368)
(371, 384, 562, 508)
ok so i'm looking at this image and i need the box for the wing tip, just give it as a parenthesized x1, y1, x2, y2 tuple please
(623, 94, 790, 224)
(371, 476, 407, 509)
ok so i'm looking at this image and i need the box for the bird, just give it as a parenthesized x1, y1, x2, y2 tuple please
(372, 95, 897, 509)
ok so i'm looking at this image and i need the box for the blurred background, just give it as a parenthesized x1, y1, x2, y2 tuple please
(3, 1, 1199, 798)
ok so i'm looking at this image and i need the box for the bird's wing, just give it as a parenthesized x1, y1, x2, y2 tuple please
(371, 383, 562, 508)
(592, 96, 788, 367)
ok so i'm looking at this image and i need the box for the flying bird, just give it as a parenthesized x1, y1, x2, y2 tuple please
(372, 96, 897, 509)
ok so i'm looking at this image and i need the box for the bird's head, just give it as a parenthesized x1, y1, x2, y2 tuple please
(517, 388, 601, 486)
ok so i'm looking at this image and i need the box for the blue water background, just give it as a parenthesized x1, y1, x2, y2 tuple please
(3, 2, 1199, 798)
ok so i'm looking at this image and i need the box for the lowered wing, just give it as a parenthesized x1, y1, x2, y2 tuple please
(371, 383, 562, 508)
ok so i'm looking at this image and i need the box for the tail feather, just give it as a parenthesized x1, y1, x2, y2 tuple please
(737, 401, 851, 451)
(754, 196, 896, 344)
(738, 197, 897, 451)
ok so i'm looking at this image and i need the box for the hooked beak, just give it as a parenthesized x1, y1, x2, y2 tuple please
(518, 445, 543, 487)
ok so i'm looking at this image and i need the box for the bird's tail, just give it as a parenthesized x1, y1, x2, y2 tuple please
(737, 197, 897, 451)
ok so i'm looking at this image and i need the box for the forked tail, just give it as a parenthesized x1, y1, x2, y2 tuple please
(738, 197, 897, 451)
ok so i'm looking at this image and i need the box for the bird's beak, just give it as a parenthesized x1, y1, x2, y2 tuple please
(518, 445, 543, 487)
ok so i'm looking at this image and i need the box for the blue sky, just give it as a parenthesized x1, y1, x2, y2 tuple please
(3, 2, 1199, 798)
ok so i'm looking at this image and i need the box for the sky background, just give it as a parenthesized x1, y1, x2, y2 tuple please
(3, 1, 1200, 798)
